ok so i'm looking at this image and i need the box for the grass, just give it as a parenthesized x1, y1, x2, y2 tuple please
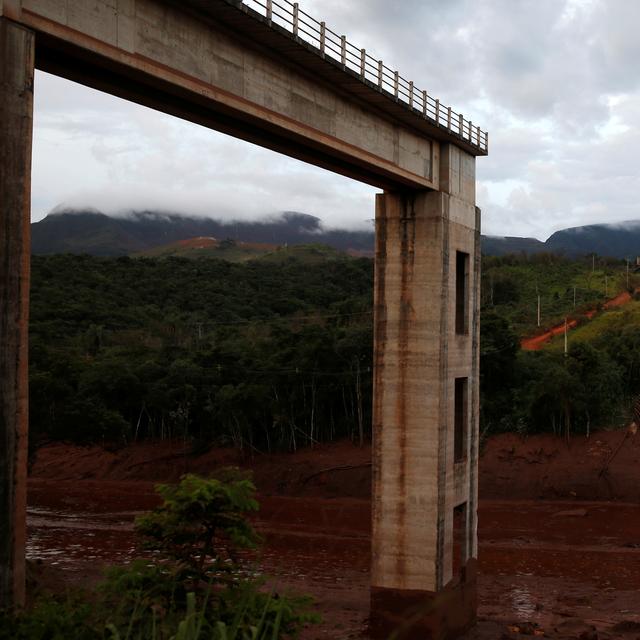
(0, 474, 318, 640)
(134, 241, 352, 265)
(134, 239, 276, 262)
(483, 256, 639, 337)
(254, 243, 349, 265)
(546, 299, 640, 351)
(0, 584, 312, 640)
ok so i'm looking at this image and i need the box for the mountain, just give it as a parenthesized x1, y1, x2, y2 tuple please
(545, 222, 640, 258)
(485, 222, 640, 258)
(133, 236, 279, 261)
(481, 236, 545, 256)
(31, 209, 375, 257)
(30, 208, 640, 259)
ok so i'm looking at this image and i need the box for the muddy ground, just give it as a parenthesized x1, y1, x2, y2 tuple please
(27, 431, 640, 639)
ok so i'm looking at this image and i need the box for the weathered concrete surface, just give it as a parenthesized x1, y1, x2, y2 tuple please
(370, 560, 477, 640)
(0, 2, 484, 630)
(0, 16, 34, 610)
(371, 144, 480, 637)
(0, 0, 461, 189)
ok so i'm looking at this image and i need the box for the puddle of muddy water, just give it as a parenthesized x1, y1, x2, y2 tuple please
(508, 584, 537, 618)
(27, 502, 142, 575)
(26, 482, 640, 639)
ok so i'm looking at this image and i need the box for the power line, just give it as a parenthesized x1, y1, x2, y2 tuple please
(195, 310, 373, 328)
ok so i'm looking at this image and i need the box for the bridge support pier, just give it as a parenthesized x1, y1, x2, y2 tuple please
(371, 145, 480, 639)
(0, 16, 34, 611)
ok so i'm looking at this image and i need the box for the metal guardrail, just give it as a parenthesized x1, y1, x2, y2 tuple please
(241, 0, 488, 153)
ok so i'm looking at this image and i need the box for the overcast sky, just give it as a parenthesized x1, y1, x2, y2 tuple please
(31, 0, 640, 240)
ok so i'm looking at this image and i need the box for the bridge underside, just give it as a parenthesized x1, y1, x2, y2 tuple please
(15, 0, 454, 191)
(0, 2, 482, 637)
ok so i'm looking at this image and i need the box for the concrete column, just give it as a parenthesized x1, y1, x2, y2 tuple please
(0, 16, 34, 610)
(370, 146, 480, 639)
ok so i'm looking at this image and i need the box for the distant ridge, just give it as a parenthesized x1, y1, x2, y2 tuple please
(31, 209, 375, 257)
(545, 221, 640, 258)
(485, 221, 640, 258)
(30, 208, 640, 259)
(481, 236, 545, 256)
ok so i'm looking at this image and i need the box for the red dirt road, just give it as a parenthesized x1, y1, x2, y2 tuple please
(521, 290, 633, 351)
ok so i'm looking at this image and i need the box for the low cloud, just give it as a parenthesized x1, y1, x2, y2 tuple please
(32, 1, 640, 240)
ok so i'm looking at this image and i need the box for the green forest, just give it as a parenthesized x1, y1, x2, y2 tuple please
(29, 249, 640, 452)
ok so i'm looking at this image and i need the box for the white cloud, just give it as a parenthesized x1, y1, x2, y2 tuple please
(31, 0, 640, 240)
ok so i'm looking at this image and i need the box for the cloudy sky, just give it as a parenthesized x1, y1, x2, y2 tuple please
(32, 0, 640, 240)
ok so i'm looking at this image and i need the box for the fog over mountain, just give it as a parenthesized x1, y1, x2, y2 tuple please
(31, 209, 375, 257)
(31, 208, 640, 259)
(482, 221, 640, 258)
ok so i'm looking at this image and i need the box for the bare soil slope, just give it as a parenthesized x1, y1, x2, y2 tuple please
(27, 432, 640, 639)
(31, 430, 640, 502)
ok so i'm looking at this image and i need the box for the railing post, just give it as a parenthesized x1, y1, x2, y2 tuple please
(254, 3, 487, 151)
(292, 2, 299, 36)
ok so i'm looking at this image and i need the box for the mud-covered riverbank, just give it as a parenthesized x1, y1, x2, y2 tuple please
(31, 430, 640, 502)
(27, 432, 640, 639)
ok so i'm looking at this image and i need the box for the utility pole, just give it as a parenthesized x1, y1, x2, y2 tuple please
(605, 274, 608, 297)
(537, 294, 541, 328)
(564, 317, 568, 356)
(627, 259, 630, 290)
(592, 253, 595, 273)
(573, 285, 576, 308)
(490, 273, 494, 306)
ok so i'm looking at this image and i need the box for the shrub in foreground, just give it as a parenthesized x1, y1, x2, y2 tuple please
(0, 472, 317, 639)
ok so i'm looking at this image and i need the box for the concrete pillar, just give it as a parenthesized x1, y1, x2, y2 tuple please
(0, 16, 34, 610)
(370, 143, 480, 639)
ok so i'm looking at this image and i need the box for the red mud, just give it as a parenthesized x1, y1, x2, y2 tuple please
(28, 433, 640, 639)
(521, 290, 633, 351)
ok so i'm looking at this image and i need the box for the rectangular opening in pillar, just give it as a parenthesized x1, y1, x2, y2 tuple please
(454, 377, 468, 463)
(453, 502, 468, 580)
(455, 251, 469, 335)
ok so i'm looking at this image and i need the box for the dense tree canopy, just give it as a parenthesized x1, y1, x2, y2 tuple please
(30, 253, 373, 450)
(29, 251, 638, 451)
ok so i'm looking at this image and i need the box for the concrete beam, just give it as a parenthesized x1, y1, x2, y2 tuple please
(0, 16, 34, 611)
(15, 0, 438, 190)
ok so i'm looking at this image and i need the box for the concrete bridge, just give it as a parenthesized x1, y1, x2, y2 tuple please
(0, 0, 486, 636)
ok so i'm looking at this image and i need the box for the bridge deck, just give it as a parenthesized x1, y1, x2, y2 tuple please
(181, 0, 488, 157)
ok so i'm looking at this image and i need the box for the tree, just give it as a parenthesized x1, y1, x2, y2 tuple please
(480, 312, 520, 432)
(135, 471, 259, 577)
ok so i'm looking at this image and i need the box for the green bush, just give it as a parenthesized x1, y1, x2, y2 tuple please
(0, 595, 100, 640)
(2, 473, 317, 639)
(135, 472, 259, 577)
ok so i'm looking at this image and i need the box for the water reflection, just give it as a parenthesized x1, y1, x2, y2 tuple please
(508, 584, 536, 618)
(27, 505, 139, 573)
